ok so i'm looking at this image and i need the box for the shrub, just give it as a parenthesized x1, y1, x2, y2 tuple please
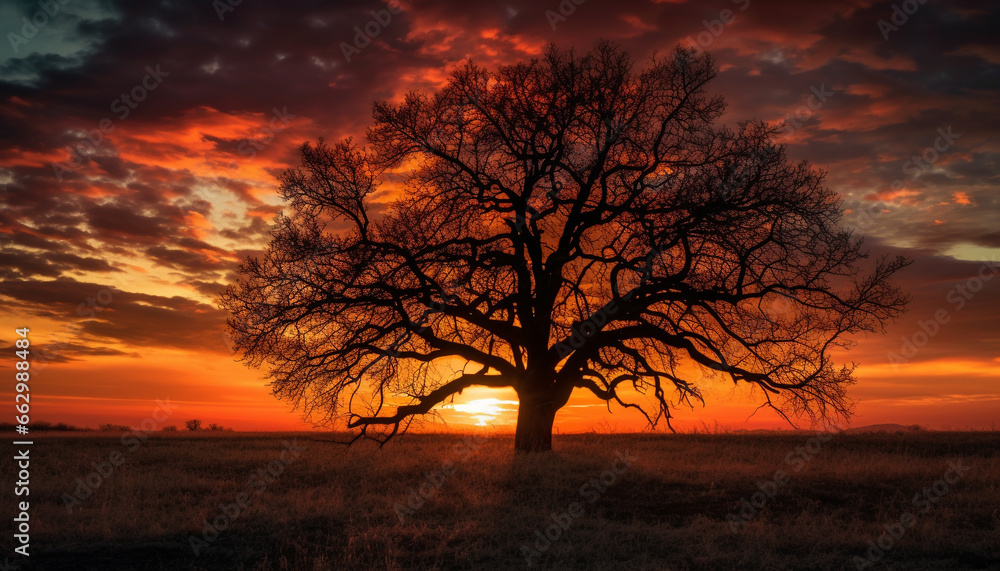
(98, 423, 130, 431)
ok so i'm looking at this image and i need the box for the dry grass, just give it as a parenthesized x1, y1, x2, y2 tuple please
(3, 430, 999, 570)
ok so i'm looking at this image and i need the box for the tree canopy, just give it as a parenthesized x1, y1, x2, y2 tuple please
(221, 42, 909, 452)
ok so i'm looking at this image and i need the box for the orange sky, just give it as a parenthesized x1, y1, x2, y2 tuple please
(1, 0, 998, 433)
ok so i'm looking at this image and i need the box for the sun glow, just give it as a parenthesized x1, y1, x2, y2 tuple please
(442, 398, 519, 426)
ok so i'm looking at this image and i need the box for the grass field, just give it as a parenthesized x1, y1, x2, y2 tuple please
(2, 430, 999, 570)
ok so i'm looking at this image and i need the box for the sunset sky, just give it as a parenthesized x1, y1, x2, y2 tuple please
(1, 0, 997, 432)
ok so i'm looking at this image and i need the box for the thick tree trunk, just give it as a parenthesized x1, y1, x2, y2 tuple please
(514, 396, 559, 453)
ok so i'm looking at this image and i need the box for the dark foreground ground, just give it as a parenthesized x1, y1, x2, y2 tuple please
(1, 430, 998, 570)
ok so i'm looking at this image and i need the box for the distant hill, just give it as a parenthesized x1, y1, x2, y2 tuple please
(729, 423, 928, 434)
(845, 423, 926, 433)
(0, 421, 89, 432)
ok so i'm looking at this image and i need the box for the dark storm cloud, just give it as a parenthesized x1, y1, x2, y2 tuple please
(0, 342, 137, 364)
(0, 277, 229, 352)
(84, 202, 174, 240)
(0, 0, 997, 364)
(77, 297, 229, 352)
(188, 279, 228, 298)
(0, 277, 119, 311)
(0, 215, 119, 279)
(218, 214, 271, 241)
(3, 230, 63, 250)
(0, 249, 64, 278)
(145, 245, 233, 274)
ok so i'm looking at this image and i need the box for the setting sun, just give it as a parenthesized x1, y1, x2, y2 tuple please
(442, 398, 520, 426)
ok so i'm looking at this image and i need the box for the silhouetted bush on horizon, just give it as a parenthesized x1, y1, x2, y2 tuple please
(0, 421, 88, 432)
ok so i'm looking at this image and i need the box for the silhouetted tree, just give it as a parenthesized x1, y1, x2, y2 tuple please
(185, 419, 202, 431)
(222, 42, 909, 452)
(27, 421, 78, 431)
